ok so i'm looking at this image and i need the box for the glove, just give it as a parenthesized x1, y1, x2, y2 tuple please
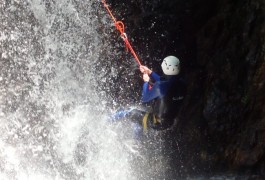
(143, 73, 150, 82)
(140, 66, 152, 75)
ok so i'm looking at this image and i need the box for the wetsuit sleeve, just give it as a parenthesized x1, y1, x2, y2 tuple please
(150, 72, 160, 82)
(142, 82, 167, 102)
(142, 82, 150, 102)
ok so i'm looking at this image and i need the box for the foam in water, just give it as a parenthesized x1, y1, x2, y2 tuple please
(0, 0, 137, 179)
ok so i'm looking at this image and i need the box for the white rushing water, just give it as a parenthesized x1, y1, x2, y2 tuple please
(3, 1, 253, 179)
(0, 0, 140, 179)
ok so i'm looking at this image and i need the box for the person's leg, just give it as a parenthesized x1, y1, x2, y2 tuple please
(127, 109, 146, 124)
(109, 107, 137, 122)
(109, 107, 145, 125)
(110, 108, 164, 137)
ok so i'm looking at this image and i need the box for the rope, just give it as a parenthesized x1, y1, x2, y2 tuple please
(101, 0, 142, 66)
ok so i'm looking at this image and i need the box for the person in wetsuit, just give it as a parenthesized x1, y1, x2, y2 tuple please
(111, 56, 186, 133)
(139, 56, 186, 131)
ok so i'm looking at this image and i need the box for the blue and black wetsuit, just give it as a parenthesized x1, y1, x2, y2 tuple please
(141, 72, 186, 130)
(111, 71, 186, 132)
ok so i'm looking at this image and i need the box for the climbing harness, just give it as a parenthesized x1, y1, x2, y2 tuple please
(142, 112, 160, 132)
(142, 113, 149, 131)
(101, 0, 142, 66)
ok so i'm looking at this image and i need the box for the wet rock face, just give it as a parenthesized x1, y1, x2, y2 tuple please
(196, 0, 265, 175)
(107, 0, 265, 175)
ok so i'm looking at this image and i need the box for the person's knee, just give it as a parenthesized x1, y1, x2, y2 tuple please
(129, 109, 146, 123)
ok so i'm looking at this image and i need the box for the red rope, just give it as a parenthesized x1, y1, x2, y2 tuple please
(101, 0, 142, 66)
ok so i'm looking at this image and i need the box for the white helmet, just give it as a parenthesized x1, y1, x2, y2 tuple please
(161, 56, 180, 75)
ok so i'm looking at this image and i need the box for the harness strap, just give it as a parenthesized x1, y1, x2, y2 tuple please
(142, 113, 161, 132)
(142, 113, 149, 131)
(153, 114, 159, 124)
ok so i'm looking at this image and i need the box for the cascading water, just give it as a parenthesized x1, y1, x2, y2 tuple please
(0, 0, 256, 179)
(0, 0, 143, 179)
(0, 0, 179, 179)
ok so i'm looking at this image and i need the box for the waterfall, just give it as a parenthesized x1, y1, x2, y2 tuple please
(0, 0, 139, 179)
(1, 0, 256, 179)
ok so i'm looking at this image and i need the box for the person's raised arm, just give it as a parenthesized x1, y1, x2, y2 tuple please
(140, 65, 160, 82)
(140, 65, 152, 75)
